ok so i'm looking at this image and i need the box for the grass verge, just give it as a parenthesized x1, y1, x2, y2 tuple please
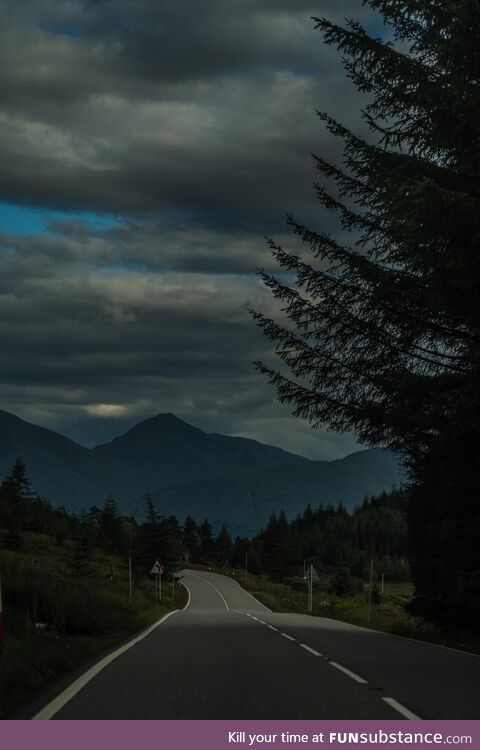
(212, 566, 480, 656)
(0, 535, 186, 718)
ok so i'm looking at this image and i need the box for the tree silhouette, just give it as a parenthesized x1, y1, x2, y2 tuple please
(253, 3, 480, 624)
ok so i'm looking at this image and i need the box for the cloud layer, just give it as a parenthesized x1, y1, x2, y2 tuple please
(0, 0, 378, 457)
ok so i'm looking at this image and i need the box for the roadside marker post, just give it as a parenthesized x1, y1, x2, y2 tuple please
(367, 559, 374, 623)
(128, 549, 132, 605)
(303, 564, 320, 613)
(0, 559, 4, 648)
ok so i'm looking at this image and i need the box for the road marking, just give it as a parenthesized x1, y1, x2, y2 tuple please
(382, 697, 421, 720)
(312, 613, 480, 660)
(231, 578, 272, 612)
(181, 583, 191, 610)
(329, 662, 367, 684)
(32, 610, 180, 720)
(299, 643, 321, 657)
(281, 633, 296, 642)
(268, 624, 279, 632)
(258, 620, 266, 625)
(201, 577, 230, 611)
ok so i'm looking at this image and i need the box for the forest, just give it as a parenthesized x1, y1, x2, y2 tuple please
(0, 456, 408, 591)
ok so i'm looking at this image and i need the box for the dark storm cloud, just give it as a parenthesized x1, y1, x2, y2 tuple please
(0, 0, 371, 225)
(0, 0, 378, 457)
(0, 220, 360, 458)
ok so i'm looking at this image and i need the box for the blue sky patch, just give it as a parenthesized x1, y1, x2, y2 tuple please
(0, 203, 120, 236)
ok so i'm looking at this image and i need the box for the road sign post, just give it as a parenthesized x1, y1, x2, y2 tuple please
(150, 560, 165, 602)
(303, 564, 320, 613)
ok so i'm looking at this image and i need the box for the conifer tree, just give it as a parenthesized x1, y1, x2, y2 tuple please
(253, 2, 480, 624)
(215, 526, 233, 567)
(198, 519, 215, 564)
(1, 457, 33, 501)
(183, 515, 200, 561)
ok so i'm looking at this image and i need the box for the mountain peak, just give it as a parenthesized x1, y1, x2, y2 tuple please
(94, 412, 206, 450)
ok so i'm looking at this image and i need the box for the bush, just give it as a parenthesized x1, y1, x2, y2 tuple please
(330, 567, 354, 597)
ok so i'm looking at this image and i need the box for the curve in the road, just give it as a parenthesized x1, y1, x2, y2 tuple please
(31, 570, 479, 720)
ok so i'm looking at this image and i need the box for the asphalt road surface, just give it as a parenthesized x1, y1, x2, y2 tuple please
(33, 570, 480, 720)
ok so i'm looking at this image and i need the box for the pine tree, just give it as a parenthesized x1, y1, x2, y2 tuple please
(215, 526, 233, 567)
(253, 2, 480, 625)
(198, 519, 215, 564)
(144, 495, 160, 526)
(265, 511, 300, 580)
(1, 457, 33, 501)
(99, 495, 125, 554)
(183, 515, 200, 562)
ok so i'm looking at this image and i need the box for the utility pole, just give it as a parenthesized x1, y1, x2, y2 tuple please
(381, 572, 384, 594)
(367, 559, 374, 623)
(244, 552, 248, 585)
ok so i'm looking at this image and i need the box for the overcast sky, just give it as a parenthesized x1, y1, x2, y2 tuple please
(0, 0, 381, 458)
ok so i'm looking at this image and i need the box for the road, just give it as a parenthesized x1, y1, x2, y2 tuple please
(33, 570, 480, 720)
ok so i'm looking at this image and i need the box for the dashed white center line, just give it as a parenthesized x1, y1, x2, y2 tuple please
(238, 610, 422, 721)
(329, 661, 367, 684)
(382, 697, 421, 720)
(299, 643, 322, 657)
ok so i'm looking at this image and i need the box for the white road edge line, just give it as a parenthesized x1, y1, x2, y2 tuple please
(268, 625, 279, 632)
(315, 614, 480, 660)
(181, 582, 191, 610)
(231, 578, 272, 612)
(201, 577, 230, 611)
(299, 643, 321, 657)
(382, 697, 421, 720)
(281, 633, 296, 642)
(32, 609, 180, 720)
(329, 661, 367, 684)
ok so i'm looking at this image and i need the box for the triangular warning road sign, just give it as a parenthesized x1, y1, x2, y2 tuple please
(150, 560, 165, 575)
(303, 564, 320, 581)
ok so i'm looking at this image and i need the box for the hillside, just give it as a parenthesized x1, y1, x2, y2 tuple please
(0, 410, 404, 531)
(145, 448, 404, 535)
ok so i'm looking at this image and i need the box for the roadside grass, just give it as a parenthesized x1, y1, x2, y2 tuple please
(0, 535, 186, 718)
(201, 566, 480, 656)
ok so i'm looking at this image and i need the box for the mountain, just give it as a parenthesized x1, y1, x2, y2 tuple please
(0, 410, 404, 533)
(145, 448, 404, 536)
(92, 413, 309, 491)
(0, 410, 112, 503)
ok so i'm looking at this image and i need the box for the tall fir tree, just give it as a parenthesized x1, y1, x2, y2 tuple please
(253, 2, 480, 624)
(1, 457, 33, 502)
(182, 515, 200, 562)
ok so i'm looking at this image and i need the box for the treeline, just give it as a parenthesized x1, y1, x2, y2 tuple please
(0, 458, 220, 575)
(245, 488, 409, 583)
(1, 458, 409, 585)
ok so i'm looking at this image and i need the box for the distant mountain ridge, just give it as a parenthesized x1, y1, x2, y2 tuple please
(0, 410, 404, 534)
